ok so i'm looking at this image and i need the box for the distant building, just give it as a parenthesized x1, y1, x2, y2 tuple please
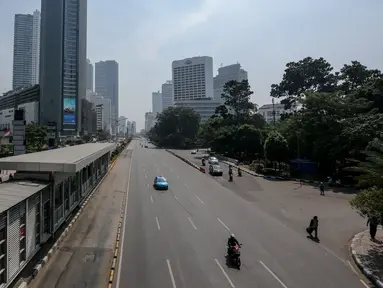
(95, 104, 103, 131)
(152, 91, 162, 116)
(174, 98, 221, 122)
(145, 112, 155, 132)
(86, 59, 94, 91)
(161, 81, 173, 111)
(95, 60, 119, 134)
(81, 99, 97, 135)
(88, 92, 112, 133)
(118, 116, 127, 135)
(0, 85, 40, 133)
(131, 121, 136, 135)
(258, 103, 297, 123)
(12, 10, 41, 90)
(172, 56, 214, 102)
(213, 63, 248, 103)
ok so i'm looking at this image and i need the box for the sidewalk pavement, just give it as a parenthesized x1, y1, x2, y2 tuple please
(351, 229, 383, 287)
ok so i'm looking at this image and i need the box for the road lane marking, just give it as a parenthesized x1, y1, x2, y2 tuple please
(184, 183, 189, 188)
(166, 259, 177, 288)
(146, 183, 149, 188)
(145, 174, 147, 179)
(214, 259, 235, 288)
(116, 146, 134, 288)
(360, 279, 370, 288)
(217, 218, 230, 231)
(259, 260, 288, 288)
(150, 196, 154, 203)
(188, 217, 197, 230)
(196, 196, 205, 204)
(347, 260, 358, 275)
(174, 195, 179, 201)
(156, 217, 161, 230)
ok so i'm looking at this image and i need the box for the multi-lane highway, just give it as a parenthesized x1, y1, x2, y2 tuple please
(115, 141, 367, 288)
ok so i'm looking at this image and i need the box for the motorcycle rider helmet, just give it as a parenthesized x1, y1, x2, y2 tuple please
(230, 233, 235, 238)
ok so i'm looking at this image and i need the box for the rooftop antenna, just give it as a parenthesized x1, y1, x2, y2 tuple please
(220, 62, 223, 67)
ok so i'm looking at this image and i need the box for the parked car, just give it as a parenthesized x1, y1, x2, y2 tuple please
(191, 150, 197, 154)
(208, 156, 219, 164)
(209, 164, 223, 176)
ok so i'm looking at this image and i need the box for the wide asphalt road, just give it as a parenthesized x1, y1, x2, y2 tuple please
(115, 143, 367, 288)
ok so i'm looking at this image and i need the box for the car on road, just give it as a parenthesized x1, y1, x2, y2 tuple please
(144, 145, 148, 148)
(208, 156, 219, 164)
(191, 150, 197, 154)
(209, 164, 223, 176)
(153, 176, 168, 190)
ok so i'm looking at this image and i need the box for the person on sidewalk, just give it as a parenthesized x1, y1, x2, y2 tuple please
(319, 182, 325, 195)
(306, 216, 319, 239)
(367, 215, 379, 241)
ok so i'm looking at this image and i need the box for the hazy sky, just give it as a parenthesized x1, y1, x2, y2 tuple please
(1, 0, 382, 130)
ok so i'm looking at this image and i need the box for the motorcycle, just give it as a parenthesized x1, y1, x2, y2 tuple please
(237, 168, 242, 177)
(228, 244, 242, 269)
(229, 173, 233, 182)
(202, 159, 206, 166)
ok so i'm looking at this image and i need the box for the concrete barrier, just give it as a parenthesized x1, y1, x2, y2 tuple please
(199, 167, 206, 173)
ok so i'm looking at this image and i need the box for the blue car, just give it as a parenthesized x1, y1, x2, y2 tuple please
(153, 176, 168, 190)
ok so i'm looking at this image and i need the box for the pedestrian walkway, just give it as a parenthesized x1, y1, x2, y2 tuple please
(351, 229, 383, 287)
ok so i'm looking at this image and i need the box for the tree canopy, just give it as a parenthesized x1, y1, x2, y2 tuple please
(148, 107, 200, 148)
(25, 123, 48, 153)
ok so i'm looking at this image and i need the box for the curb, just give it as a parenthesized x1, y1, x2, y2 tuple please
(16, 149, 125, 288)
(351, 230, 383, 288)
(165, 150, 203, 172)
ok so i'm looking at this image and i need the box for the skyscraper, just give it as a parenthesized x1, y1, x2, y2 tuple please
(172, 56, 214, 102)
(95, 60, 119, 134)
(161, 80, 173, 111)
(39, 0, 87, 136)
(213, 63, 248, 103)
(86, 59, 93, 91)
(12, 10, 40, 90)
(152, 91, 162, 116)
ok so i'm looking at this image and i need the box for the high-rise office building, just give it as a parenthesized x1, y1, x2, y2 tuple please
(131, 121, 136, 135)
(172, 56, 214, 102)
(89, 92, 112, 133)
(152, 91, 162, 116)
(12, 10, 41, 90)
(161, 80, 173, 111)
(86, 59, 93, 91)
(39, 0, 87, 136)
(95, 60, 119, 134)
(213, 63, 248, 103)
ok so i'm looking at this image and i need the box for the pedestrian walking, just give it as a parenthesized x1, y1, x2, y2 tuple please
(367, 215, 379, 241)
(306, 216, 319, 239)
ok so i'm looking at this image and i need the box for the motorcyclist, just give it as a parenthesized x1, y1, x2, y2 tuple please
(202, 158, 205, 166)
(228, 165, 233, 181)
(237, 167, 242, 177)
(227, 233, 240, 256)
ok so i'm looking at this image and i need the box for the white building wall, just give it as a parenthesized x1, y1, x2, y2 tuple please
(89, 92, 112, 133)
(0, 101, 38, 133)
(172, 56, 214, 102)
(258, 103, 297, 123)
(175, 99, 221, 122)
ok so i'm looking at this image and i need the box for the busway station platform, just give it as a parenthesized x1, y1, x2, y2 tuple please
(0, 143, 116, 287)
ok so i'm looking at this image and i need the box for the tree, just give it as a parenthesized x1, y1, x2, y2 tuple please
(264, 131, 289, 164)
(149, 107, 200, 148)
(97, 129, 111, 141)
(25, 123, 47, 153)
(221, 80, 254, 125)
(270, 57, 338, 109)
(350, 186, 383, 216)
(235, 124, 263, 161)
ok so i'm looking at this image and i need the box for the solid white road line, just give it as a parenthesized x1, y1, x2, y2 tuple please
(259, 260, 288, 288)
(156, 217, 161, 230)
(214, 259, 235, 288)
(196, 196, 205, 205)
(145, 174, 147, 179)
(184, 183, 189, 188)
(188, 217, 197, 230)
(116, 147, 134, 288)
(217, 218, 230, 231)
(347, 260, 358, 275)
(150, 195, 154, 203)
(360, 279, 370, 288)
(166, 259, 177, 288)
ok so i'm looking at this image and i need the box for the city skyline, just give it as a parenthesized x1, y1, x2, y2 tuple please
(1, 0, 383, 130)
